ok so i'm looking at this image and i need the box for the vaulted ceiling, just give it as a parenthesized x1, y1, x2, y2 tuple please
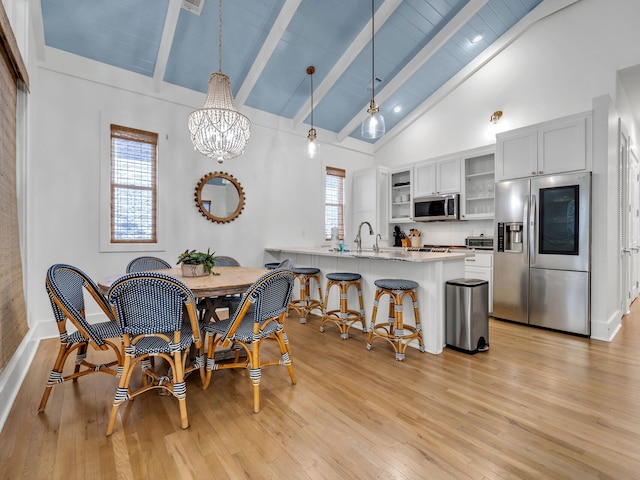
(39, 0, 570, 145)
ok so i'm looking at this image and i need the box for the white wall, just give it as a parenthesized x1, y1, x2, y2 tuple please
(24, 62, 374, 334)
(375, 0, 640, 339)
(376, 0, 640, 166)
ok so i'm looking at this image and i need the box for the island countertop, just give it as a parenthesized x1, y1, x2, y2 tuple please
(264, 246, 468, 355)
(264, 246, 471, 262)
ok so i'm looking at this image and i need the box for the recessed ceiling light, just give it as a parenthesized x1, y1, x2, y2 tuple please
(393, 105, 402, 113)
(471, 33, 484, 44)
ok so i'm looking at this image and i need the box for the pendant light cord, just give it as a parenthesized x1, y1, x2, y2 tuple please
(310, 69, 314, 128)
(370, 0, 375, 101)
(218, 0, 223, 72)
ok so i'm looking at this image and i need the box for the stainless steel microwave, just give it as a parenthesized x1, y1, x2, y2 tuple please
(413, 194, 459, 222)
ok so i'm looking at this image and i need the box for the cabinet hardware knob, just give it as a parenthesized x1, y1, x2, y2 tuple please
(538, 171, 543, 174)
(531, 171, 536, 175)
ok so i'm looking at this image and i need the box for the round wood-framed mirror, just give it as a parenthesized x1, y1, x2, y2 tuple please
(194, 171, 245, 224)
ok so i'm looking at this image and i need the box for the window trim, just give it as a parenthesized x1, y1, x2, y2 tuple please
(110, 124, 158, 244)
(324, 166, 345, 241)
(99, 112, 166, 253)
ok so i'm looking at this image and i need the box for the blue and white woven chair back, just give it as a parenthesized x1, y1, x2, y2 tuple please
(107, 272, 194, 336)
(215, 256, 241, 267)
(46, 264, 110, 346)
(126, 256, 172, 273)
(249, 270, 294, 325)
(276, 258, 293, 270)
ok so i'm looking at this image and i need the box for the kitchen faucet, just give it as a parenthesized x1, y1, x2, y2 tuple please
(373, 233, 381, 253)
(355, 221, 374, 253)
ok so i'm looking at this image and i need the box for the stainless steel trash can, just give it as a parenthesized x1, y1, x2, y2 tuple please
(446, 278, 489, 354)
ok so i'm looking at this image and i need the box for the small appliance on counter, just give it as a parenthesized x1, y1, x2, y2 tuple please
(393, 225, 405, 247)
(465, 236, 494, 250)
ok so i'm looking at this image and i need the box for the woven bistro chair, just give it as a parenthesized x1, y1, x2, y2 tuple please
(126, 256, 172, 273)
(203, 269, 296, 413)
(105, 272, 205, 435)
(265, 258, 293, 270)
(38, 264, 123, 412)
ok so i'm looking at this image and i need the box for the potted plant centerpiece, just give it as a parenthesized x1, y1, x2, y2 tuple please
(177, 248, 219, 277)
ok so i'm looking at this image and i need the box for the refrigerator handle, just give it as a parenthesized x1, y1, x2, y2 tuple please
(522, 195, 529, 265)
(530, 194, 536, 265)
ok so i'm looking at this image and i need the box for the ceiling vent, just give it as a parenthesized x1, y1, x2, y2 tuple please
(182, 0, 204, 15)
(365, 77, 383, 92)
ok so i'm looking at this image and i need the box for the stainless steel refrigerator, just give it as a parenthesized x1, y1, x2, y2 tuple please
(493, 172, 591, 335)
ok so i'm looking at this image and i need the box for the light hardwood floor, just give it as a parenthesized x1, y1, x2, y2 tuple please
(1, 302, 640, 479)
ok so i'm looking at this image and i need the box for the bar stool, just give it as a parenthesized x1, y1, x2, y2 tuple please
(321, 272, 365, 339)
(367, 278, 424, 360)
(287, 267, 323, 323)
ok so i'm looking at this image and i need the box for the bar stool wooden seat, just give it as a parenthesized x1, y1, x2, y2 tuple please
(367, 278, 424, 360)
(321, 272, 365, 339)
(287, 267, 323, 323)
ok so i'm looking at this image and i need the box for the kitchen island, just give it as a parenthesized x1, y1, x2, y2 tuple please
(264, 246, 469, 354)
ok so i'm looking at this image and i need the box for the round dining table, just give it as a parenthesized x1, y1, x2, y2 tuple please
(98, 266, 270, 323)
(98, 266, 269, 297)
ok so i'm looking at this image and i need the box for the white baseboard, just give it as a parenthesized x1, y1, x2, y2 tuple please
(0, 327, 40, 433)
(590, 309, 622, 342)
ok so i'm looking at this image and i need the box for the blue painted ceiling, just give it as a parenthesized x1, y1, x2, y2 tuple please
(40, 0, 543, 143)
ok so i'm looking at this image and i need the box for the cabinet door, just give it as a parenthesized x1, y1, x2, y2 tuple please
(390, 169, 412, 222)
(461, 148, 495, 220)
(538, 116, 587, 175)
(464, 263, 493, 313)
(413, 161, 436, 197)
(351, 167, 389, 243)
(437, 156, 461, 194)
(496, 129, 537, 181)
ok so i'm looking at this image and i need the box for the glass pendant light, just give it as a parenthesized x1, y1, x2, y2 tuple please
(306, 66, 320, 159)
(187, 0, 251, 163)
(361, 0, 385, 140)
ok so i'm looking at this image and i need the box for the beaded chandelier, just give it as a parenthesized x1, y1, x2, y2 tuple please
(188, 0, 251, 163)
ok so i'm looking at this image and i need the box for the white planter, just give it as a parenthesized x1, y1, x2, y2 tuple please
(181, 263, 208, 277)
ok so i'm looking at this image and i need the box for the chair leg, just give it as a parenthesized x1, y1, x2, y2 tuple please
(249, 341, 262, 413)
(172, 350, 189, 429)
(38, 343, 71, 412)
(274, 329, 296, 385)
(106, 353, 135, 436)
(73, 343, 88, 379)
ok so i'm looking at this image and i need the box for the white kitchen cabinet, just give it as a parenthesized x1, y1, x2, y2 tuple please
(464, 252, 493, 313)
(390, 168, 412, 223)
(350, 166, 389, 246)
(413, 154, 461, 197)
(460, 146, 495, 220)
(495, 112, 591, 181)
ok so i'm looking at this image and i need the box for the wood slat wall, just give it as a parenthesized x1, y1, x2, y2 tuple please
(0, 2, 28, 373)
(1, 306, 639, 479)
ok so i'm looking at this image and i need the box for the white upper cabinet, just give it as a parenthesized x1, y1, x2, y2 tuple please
(496, 112, 591, 181)
(389, 168, 412, 223)
(350, 166, 389, 243)
(413, 154, 461, 197)
(460, 145, 495, 220)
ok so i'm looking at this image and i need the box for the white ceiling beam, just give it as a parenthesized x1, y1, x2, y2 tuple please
(374, 0, 582, 148)
(235, 0, 301, 106)
(152, 0, 182, 93)
(293, 0, 403, 127)
(337, 0, 489, 142)
(28, 0, 46, 62)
